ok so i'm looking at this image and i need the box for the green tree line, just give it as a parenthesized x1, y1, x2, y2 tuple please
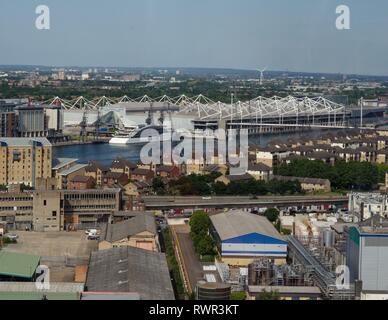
(276, 159, 378, 191)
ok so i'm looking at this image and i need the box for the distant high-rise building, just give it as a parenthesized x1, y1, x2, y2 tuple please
(58, 69, 65, 81)
(0, 101, 18, 137)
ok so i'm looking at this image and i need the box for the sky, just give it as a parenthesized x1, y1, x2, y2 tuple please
(0, 0, 387, 75)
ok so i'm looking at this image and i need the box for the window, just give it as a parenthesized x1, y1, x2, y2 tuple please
(43, 200, 47, 206)
(52, 211, 57, 217)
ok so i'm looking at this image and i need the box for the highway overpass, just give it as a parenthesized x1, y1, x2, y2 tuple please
(142, 195, 348, 210)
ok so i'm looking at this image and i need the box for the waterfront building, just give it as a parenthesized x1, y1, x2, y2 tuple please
(0, 137, 52, 188)
(16, 105, 47, 138)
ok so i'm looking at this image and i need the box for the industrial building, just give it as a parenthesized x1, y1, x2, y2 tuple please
(209, 210, 287, 266)
(0, 137, 52, 188)
(0, 100, 64, 140)
(196, 282, 231, 300)
(85, 246, 175, 300)
(98, 212, 158, 251)
(247, 285, 322, 300)
(16, 105, 47, 138)
(348, 192, 388, 220)
(346, 216, 388, 293)
(0, 188, 122, 231)
(0, 282, 84, 300)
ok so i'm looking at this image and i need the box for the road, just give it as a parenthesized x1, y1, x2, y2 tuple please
(143, 195, 348, 210)
(174, 225, 204, 293)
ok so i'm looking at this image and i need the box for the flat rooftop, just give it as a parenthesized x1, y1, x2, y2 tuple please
(0, 137, 51, 147)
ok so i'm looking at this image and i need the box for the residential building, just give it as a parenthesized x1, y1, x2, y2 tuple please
(246, 163, 273, 181)
(102, 172, 129, 187)
(272, 176, 331, 193)
(110, 157, 137, 178)
(0, 138, 52, 188)
(156, 165, 180, 179)
(52, 158, 88, 189)
(68, 175, 95, 190)
(215, 173, 254, 185)
(131, 168, 155, 182)
(85, 161, 109, 186)
(0, 100, 18, 137)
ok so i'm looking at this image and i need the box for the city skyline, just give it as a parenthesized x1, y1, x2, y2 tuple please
(0, 0, 388, 76)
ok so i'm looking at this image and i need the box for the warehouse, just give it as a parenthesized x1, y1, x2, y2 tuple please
(346, 216, 388, 293)
(209, 210, 287, 266)
(85, 247, 174, 300)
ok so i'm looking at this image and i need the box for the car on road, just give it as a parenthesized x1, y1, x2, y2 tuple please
(202, 196, 212, 200)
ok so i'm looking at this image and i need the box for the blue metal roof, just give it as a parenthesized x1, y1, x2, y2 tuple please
(223, 232, 288, 245)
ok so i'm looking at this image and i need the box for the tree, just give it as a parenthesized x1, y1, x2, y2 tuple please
(189, 211, 211, 236)
(152, 177, 166, 195)
(189, 211, 215, 257)
(257, 289, 280, 300)
(264, 208, 280, 223)
(230, 292, 246, 300)
(377, 163, 388, 183)
(276, 159, 379, 191)
(196, 235, 215, 256)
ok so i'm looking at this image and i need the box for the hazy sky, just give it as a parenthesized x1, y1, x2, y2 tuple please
(0, 0, 387, 75)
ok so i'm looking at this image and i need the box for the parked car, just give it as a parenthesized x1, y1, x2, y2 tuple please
(85, 229, 98, 236)
(87, 235, 100, 241)
(4, 233, 18, 241)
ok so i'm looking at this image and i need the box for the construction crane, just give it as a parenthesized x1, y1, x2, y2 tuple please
(94, 105, 101, 140)
(79, 100, 88, 143)
(145, 102, 154, 125)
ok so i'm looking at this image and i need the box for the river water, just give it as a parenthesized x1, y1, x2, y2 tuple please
(53, 128, 345, 165)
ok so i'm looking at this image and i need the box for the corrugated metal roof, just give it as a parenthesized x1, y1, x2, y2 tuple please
(210, 210, 284, 242)
(102, 213, 156, 243)
(86, 247, 174, 300)
(0, 251, 40, 278)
